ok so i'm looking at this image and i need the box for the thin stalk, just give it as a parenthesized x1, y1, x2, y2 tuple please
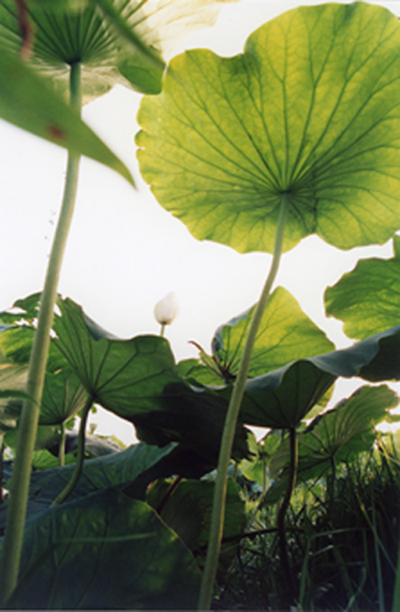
(51, 396, 93, 507)
(58, 422, 66, 467)
(0, 61, 82, 608)
(277, 426, 298, 607)
(198, 193, 290, 611)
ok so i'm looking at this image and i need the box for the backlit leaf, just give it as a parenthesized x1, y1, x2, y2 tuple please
(265, 385, 397, 504)
(214, 325, 400, 429)
(0, 50, 134, 184)
(212, 287, 334, 379)
(137, 4, 400, 253)
(325, 235, 400, 340)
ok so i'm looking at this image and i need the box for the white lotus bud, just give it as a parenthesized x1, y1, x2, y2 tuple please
(154, 292, 179, 327)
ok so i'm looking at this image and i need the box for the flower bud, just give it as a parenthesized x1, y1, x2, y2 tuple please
(154, 291, 179, 326)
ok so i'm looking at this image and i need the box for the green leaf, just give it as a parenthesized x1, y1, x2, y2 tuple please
(0, 0, 236, 100)
(0, 50, 134, 184)
(0, 293, 41, 325)
(53, 298, 183, 418)
(0, 364, 29, 434)
(0, 443, 176, 524)
(265, 385, 397, 504)
(215, 325, 400, 429)
(177, 358, 224, 386)
(4, 489, 201, 609)
(31, 449, 77, 471)
(147, 478, 246, 560)
(39, 369, 89, 426)
(137, 3, 400, 254)
(5, 424, 61, 452)
(53, 297, 249, 462)
(325, 235, 400, 340)
(212, 287, 334, 379)
(0, 0, 162, 99)
(238, 430, 282, 489)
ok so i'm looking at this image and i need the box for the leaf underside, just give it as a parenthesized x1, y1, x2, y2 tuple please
(137, 3, 400, 254)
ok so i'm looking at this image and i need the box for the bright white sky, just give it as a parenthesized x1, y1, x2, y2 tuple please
(1, 0, 400, 443)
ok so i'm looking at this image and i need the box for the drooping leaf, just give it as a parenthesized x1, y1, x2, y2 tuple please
(0, 442, 176, 527)
(214, 325, 400, 429)
(0, 49, 134, 184)
(212, 287, 334, 380)
(54, 298, 182, 416)
(3, 488, 201, 610)
(53, 298, 249, 462)
(264, 385, 397, 504)
(325, 235, 400, 340)
(137, 3, 400, 254)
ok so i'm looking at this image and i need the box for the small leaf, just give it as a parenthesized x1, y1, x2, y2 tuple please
(325, 235, 400, 340)
(212, 287, 334, 379)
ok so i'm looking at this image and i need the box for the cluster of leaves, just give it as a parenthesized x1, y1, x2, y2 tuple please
(2, 0, 400, 609)
(218, 434, 400, 611)
(1, 275, 400, 607)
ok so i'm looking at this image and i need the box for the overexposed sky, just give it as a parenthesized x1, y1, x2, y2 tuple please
(1, 0, 399, 442)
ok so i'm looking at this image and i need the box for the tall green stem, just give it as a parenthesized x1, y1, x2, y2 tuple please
(0, 62, 82, 607)
(198, 193, 290, 610)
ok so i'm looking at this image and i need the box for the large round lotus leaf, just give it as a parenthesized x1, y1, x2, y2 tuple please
(137, 3, 400, 254)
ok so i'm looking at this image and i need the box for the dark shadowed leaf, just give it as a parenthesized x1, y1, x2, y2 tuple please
(325, 235, 400, 340)
(147, 478, 246, 562)
(3, 488, 201, 609)
(0, 443, 176, 527)
(137, 3, 400, 254)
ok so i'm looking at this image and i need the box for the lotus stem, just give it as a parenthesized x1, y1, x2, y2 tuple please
(277, 426, 298, 607)
(58, 421, 66, 467)
(198, 192, 290, 610)
(51, 395, 93, 507)
(0, 61, 82, 607)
